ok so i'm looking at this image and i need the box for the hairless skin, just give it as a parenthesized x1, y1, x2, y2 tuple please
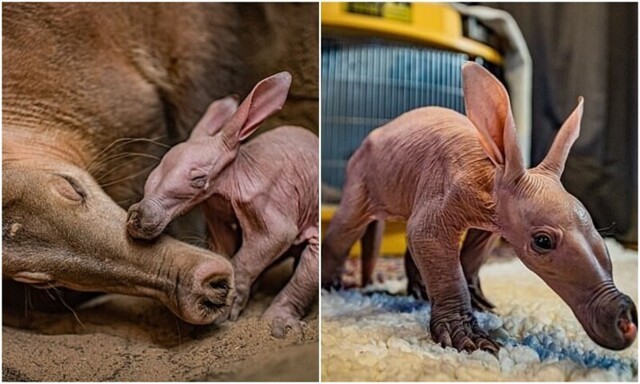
(322, 62, 637, 353)
(127, 72, 319, 338)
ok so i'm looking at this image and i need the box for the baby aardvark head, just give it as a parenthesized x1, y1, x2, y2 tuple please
(463, 62, 637, 350)
(498, 171, 637, 350)
(127, 71, 292, 240)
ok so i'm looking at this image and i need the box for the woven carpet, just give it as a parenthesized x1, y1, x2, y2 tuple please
(321, 239, 638, 381)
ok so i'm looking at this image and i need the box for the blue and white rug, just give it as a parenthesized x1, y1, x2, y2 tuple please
(321, 239, 638, 381)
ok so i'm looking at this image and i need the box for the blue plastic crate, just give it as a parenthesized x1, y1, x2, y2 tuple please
(321, 37, 469, 190)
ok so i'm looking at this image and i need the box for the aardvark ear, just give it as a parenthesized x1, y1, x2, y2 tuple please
(222, 71, 292, 146)
(462, 62, 525, 182)
(536, 97, 584, 178)
(190, 95, 239, 139)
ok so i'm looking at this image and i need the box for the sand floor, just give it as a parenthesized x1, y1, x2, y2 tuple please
(3, 264, 319, 382)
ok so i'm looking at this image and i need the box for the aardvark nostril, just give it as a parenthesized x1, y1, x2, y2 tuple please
(199, 297, 224, 312)
(208, 278, 230, 292)
(187, 260, 234, 322)
(618, 308, 638, 340)
(126, 202, 164, 239)
(127, 209, 140, 226)
(194, 277, 231, 321)
(167, 258, 234, 325)
(203, 277, 231, 304)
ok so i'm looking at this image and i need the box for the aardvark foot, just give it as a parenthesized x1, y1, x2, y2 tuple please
(228, 284, 250, 321)
(262, 310, 305, 339)
(430, 308, 499, 353)
(322, 275, 344, 291)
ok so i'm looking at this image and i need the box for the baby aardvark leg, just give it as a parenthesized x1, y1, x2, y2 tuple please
(360, 220, 384, 286)
(460, 229, 499, 312)
(322, 177, 374, 288)
(228, 217, 298, 321)
(405, 248, 428, 300)
(407, 208, 499, 353)
(406, 229, 498, 312)
(263, 236, 318, 338)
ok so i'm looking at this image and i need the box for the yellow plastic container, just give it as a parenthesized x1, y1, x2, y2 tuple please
(322, 2, 502, 65)
(321, 205, 408, 256)
(321, 205, 467, 257)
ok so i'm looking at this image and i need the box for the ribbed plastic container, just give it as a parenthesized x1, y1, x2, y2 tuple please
(321, 37, 469, 190)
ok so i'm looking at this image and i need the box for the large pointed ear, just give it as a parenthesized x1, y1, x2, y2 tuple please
(190, 95, 239, 139)
(463, 62, 525, 182)
(537, 97, 584, 177)
(222, 71, 292, 146)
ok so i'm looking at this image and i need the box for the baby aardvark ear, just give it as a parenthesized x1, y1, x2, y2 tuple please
(190, 95, 240, 139)
(536, 97, 584, 178)
(222, 71, 292, 146)
(462, 62, 525, 182)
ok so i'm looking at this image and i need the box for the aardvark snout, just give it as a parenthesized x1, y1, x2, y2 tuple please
(616, 296, 637, 347)
(176, 257, 235, 325)
(127, 201, 165, 240)
(585, 291, 638, 350)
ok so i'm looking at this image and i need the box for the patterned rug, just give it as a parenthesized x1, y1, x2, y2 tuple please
(321, 239, 638, 381)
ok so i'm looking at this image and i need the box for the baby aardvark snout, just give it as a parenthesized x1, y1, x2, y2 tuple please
(176, 259, 235, 325)
(583, 291, 638, 351)
(616, 297, 637, 347)
(126, 201, 165, 240)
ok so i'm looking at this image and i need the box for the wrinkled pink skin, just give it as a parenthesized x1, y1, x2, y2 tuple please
(322, 63, 637, 352)
(127, 72, 319, 338)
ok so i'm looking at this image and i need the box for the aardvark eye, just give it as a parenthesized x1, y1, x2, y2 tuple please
(191, 175, 206, 189)
(532, 232, 555, 253)
(52, 174, 87, 203)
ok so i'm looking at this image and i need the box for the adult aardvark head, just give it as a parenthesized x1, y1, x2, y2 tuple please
(3, 152, 234, 325)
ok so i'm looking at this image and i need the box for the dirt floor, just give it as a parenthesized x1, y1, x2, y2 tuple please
(2, 263, 319, 382)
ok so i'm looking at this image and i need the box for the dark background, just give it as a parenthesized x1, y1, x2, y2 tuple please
(488, 3, 638, 244)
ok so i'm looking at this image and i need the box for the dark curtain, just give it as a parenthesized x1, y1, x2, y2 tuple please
(488, 3, 638, 244)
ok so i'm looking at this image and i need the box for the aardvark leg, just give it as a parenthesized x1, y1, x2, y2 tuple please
(322, 178, 374, 288)
(405, 248, 428, 300)
(360, 220, 384, 286)
(407, 209, 499, 353)
(263, 235, 318, 338)
(460, 229, 499, 312)
(228, 216, 298, 321)
(405, 229, 498, 312)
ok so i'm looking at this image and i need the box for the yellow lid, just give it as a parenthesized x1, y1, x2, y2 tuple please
(322, 2, 503, 65)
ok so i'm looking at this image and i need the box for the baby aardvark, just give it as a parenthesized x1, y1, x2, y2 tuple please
(127, 72, 318, 337)
(322, 63, 637, 352)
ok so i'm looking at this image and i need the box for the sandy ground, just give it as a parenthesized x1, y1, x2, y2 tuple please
(3, 263, 319, 382)
(322, 239, 638, 381)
